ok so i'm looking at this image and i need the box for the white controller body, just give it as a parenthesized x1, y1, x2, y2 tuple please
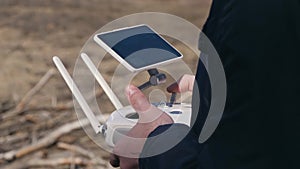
(101, 103, 192, 147)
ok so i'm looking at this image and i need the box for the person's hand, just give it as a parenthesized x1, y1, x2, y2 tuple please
(167, 74, 195, 93)
(110, 85, 173, 169)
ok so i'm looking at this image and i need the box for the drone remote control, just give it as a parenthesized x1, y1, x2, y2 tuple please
(101, 102, 191, 147)
(53, 25, 191, 148)
(53, 54, 192, 148)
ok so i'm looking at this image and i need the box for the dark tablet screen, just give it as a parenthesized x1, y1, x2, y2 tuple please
(97, 25, 182, 69)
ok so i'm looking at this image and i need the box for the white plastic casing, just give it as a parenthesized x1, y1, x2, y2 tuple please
(102, 103, 191, 147)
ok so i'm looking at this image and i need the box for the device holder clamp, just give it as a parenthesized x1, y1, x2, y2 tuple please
(137, 68, 177, 107)
(137, 68, 166, 90)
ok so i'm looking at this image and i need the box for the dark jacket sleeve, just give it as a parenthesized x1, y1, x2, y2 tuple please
(139, 124, 205, 169)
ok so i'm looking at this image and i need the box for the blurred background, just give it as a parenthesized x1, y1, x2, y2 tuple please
(0, 0, 211, 168)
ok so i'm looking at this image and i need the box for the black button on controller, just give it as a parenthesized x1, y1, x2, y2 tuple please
(169, 111, 182, 114)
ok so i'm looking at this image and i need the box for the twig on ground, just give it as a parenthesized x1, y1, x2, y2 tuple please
(0, 114, 109, 162)
(1, 68, 56, 119)
(57, 142, 106, 165)
(0, 132, 28, 145)
(1, 156, 93, 169)
(25, 87, 103, 113)
(26, 157, 91, 168)
(57, 142, 95, 159)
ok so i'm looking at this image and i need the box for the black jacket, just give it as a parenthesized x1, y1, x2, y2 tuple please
(140, 0, 300, 168)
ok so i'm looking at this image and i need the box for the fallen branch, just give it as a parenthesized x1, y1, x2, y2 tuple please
(57, 142, 107, 165)
(1, 68, 56, 119)
(57, 142, 96, 159)
(18, 101, 74, 113)
(27, 157, 91, 168)
(0, 114, 109, 162)
(0, 132, 28, 145)
(23, 88, 104, 113)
